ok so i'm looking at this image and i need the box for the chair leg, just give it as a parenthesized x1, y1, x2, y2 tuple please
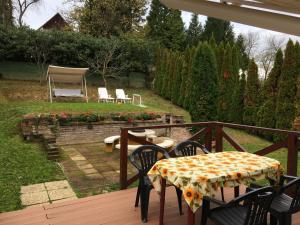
(175, 187, 183, 215)
(140, 187, 148, 223)
(221, 187, 225, 202)
(201, 198, 210, 225)
(140, 187, 151, 223)
(135, 186, 140, 207)
(270, 214, 278, 225)
(278, 214, 291, 225)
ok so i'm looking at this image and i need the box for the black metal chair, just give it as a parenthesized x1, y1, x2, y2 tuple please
(174, 140, 225, 201)
(129, 145, 183, 223)
(174, 140, 210, 156)
(268, 175, 300, 225)
(201, 186, 275, 225)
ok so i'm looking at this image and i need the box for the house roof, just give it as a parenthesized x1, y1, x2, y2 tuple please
(160, 0, 300, 36)
(39, 13, 68, 30)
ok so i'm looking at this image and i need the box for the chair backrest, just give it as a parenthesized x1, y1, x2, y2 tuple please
(116, 89, 126, 99)
(174, 140, 209, 157)
(282, 177, 300, 213)
(129, 145, 170, 176)
(98, 87, 108, 98)
(243, 187, 275, 225)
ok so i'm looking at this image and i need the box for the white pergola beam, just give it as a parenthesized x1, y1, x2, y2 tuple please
(160, 0, 300, 37)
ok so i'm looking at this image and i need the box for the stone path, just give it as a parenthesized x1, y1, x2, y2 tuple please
(60, 143, 137, 197)
(21, 180, 77, 207)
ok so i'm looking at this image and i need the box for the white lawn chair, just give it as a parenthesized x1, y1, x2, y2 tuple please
(98, 87, 115, 103)
(116, 89, 132, 103)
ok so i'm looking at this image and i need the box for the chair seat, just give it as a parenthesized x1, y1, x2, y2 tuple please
(209, 206, 247, 225)
(270, 193, 292, 214)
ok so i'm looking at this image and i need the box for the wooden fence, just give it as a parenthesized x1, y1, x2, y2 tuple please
(119, 121, 300, 190)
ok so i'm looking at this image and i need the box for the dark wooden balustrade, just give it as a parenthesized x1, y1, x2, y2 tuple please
(120, 121, 300, 190)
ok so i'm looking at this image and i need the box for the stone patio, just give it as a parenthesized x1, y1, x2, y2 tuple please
(58, 127, 191, 197)
(20, 180, 77, 207)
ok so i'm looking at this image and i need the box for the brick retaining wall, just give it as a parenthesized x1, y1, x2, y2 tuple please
(56, 121, 168, 145)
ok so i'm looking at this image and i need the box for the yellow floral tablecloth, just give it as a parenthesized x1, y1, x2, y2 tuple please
(148, 151, 282, 213)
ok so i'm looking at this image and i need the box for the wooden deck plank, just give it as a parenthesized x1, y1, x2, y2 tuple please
(1, 187, 300, 225)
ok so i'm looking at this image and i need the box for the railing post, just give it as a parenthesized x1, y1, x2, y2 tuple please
(120, 128, 128, 190)
(215, 124, 223, 152)
(287, 134, 298, 176)
(205, 126, 212, 152)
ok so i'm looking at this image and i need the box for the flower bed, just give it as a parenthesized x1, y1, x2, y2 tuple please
(22, 112, 162, 126)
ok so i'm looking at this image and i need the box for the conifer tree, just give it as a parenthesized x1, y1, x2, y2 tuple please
(218, 43, 233, 122)
(147, 0, 185, 50)
(154, 48, 165, 95)
(243, 59, 260, 125)
(171, 54, 183, 104)
(276, 40, 297, 130)
(229, 45, 242, 123)
(235, 34, 249, 71)
(0, 0, 13, 27)
(258, 49, 283, 130)
(185, 13, 203, 47)
(202, 17, 235, 44)
(216, 42, 225, 78)
(183, 47, 197, 110)
(189, 43, 218, 122)
(295, 42, 300, 120)
(178, 56, 188, 106)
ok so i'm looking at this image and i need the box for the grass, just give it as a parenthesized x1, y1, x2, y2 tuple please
(0, 62, 296, 212)
(0, 78, 190, 212)
(223, 128, 300, 176)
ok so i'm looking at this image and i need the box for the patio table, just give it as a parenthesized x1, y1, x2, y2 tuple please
(147, 151, 282, 225)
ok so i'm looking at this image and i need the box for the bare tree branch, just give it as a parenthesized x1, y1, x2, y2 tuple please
(14, 0, 42, 27)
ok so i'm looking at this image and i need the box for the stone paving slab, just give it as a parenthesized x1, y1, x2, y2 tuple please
(21, 191, 49, 206)
(21, 183, 46, 194)
(48, 189, 76, 201)
(20, 180, 77, 207)
(45, 180, 70, 191)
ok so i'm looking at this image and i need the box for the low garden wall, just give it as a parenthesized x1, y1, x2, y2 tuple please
(56, 121, 168, 145)
(21, 112, 180, 160)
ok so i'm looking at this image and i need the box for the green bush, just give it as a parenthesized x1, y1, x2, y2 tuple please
(0, 26, 155, 81)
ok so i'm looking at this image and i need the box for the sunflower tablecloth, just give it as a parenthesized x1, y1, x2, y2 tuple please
(147, 151, 282, 213)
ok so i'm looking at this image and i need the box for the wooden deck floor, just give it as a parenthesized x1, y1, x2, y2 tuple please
(1, 187, 300, 225)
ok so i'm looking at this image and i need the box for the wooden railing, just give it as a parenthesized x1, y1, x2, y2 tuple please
(119, 121, 300, 190)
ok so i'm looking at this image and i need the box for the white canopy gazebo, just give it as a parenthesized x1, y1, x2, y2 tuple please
(160, 0, 300, 37)
(47, 65, 89, 103)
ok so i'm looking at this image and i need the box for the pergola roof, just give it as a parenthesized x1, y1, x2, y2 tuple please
(160, 0, 300, 36)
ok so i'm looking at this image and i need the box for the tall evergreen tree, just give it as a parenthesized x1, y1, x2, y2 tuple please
(189, 43, 218, 122)
(235, 34, 249, 71)
(295, 42, 300, 120)
(77, 0, 147, 37)
(276, 40, 297, 130)
(178, 55, 188, 106)
(259, 49, 283, 130)
(216, 42, 225, 78)
(147, 0, 185, 50)
(183, 47, 197, 110)
(0, 0, 13, 27)
(229, 45, 242, 123)
(185, 13, 203, 47)
(202, 17, 235, 44)
(243, 59, 260, 125)
(154, 48, 165, 95)
(218, 43, 233, 122)
(171, 54, 183, 104)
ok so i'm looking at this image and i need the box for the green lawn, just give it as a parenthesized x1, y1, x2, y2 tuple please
(0, 78, 190, 212)
(0, 64, 296, 213)
(223, 128, 300, 175)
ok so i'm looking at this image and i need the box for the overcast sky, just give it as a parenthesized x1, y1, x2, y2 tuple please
(22, 0, 300, 44)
